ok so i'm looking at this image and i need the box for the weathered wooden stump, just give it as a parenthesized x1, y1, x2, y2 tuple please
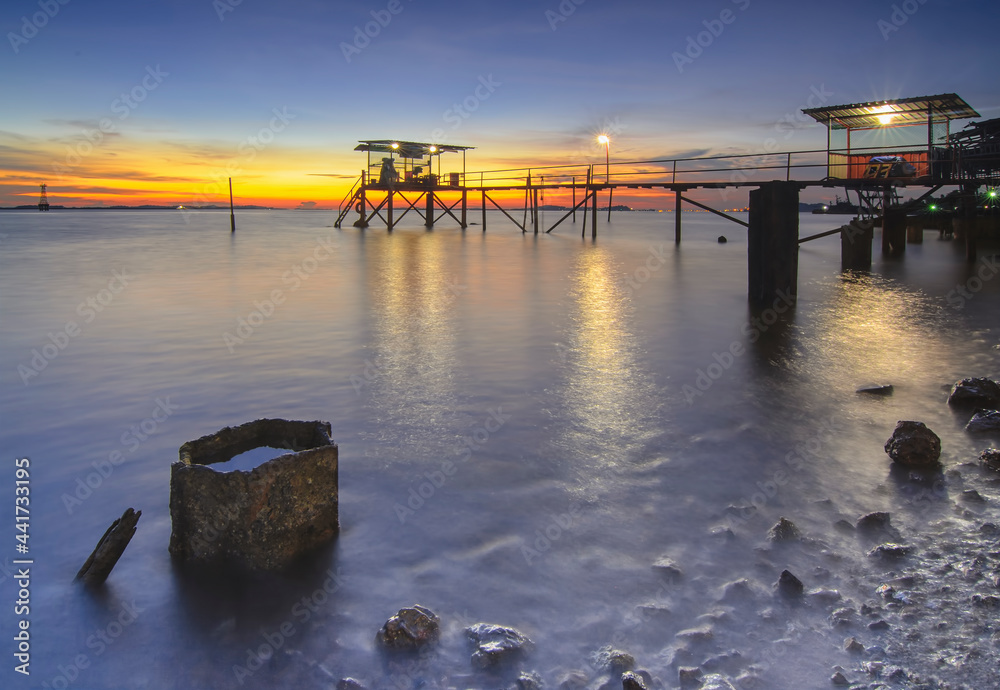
(76, 508, 141, 586)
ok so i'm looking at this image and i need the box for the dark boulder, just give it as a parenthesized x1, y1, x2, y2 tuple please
(947, 377, 1000, 408)
(966, 410, 1000, 433)
(981, 448, 1000, 471)
(465, 623, 532, 668)
(884, 421, 941, 467)
(376, 605, 440, 651)
(767, 517, 800, 542)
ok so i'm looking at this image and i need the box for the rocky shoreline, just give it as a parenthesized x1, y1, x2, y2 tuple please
(235, 378, 1000, 690)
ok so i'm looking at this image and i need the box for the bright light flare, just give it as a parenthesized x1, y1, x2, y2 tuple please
(597, 135, 609, 145)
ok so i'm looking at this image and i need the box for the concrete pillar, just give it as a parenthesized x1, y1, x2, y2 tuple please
(748, 182, 799, 305)
(841, 219, 873, 271)
(882, 208, 907, 256)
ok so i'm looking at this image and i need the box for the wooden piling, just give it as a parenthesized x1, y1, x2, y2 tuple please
(425, 190, 434, 228)
(674, 190, 682, 245)
(748, 182, 799, 305)
(76, 508, 141, 586)
(841, 219, 874, 271)
(906, 218, 923, 244)
(481, 190, 486, 232)
(387, 189, 394, 231)
(882, 208, 907, 256)
(461, 190, 467, 229)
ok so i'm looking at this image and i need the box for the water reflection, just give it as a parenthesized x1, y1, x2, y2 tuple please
(361, 233, 461, 458)
(556, 245, 660, 481)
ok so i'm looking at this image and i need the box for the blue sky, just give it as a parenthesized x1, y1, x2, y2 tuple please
(1, 0, 997, 206)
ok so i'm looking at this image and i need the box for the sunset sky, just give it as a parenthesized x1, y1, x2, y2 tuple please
(1, 0, 997, 209)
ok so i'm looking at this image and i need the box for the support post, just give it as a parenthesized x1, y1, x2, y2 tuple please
(841, 219, 873, 271)
(533, 188, 539, 234)
(748, 182, 799, 305)
(461, 190, 467, 229)
(482, 190, 486, 232)
(229, 178, 236, 233)
(607, 187, 613, 223)
(881, 187, 905, 256)
(572, 177, 577, 222)
(590, 169, 598, 238)
(425, 189, 434, 228)
(962, 186, 978, 261)
(674, 190, 682, 244)
(387, 189, 394, 231)
(354, 185, 368, 228)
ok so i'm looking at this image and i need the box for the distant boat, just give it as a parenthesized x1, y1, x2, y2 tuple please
(812, 195, 858, 215)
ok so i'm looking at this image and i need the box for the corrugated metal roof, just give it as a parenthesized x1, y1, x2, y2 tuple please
(803, 93, 979, 130)
(354, 140, 475, 157)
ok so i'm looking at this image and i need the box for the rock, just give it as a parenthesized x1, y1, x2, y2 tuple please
(966, 410, 1000, 433)
(868, 619, 890, 631)
(717, 235, 728, 243)
(337, 679, 367, 690)
(948, 377, 1000, 408)
(767, 517, 801, 542)
(678, 667, 702, 687)
(675, 627, 714, 643)
(593, 647, 636, 673)
(558, 671, 589, 690)
(700, 674, 737, 690)
(621, 671, 647, 690)
(961, 489, 985, 502)
(844, 637, 864, 653)
(829, 607, 855, 627)
(856, 384, 893, 396)
(855, 512, 902, 541)
(775, 569, 804, 597)
(376, 606, 440, 651)
(830, 670, 849, 685)
(168, 419, 338, 570)
(652, 557, 684, 582)
(465, 623, 532, 668)
(833, 519, 855, 533)
(971, 594, 1000, 608)
(981, 448, 1000, 471)
(518, 672, 544, 690)
(720, 578, 756, 602)
(883, 421, 941, 467)
(867, 543, 911, 560)
(807, 588, 842, 604)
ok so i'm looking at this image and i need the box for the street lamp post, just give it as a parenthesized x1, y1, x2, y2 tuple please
(597, 135, 610, 183)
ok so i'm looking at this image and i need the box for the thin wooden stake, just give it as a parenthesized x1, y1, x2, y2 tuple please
(229, 178, 236, 233)
(76, 508, 141, 586)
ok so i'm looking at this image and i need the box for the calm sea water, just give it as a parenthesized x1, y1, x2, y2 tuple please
(1, 209, 998, 689)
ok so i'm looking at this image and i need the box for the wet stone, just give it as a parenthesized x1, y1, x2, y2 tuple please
(961, 489, 986, 502)
(558, 671, 589, 690)
(338, 679, 367, 690)
(775, 569, 804, 597)
(856, 384, 893, 396)
(652, 557, 684, 582)
(966, 410, 1000, 433)
(868, 619, 890, 631)
(376, 605, 440, 651)
(884, 421, 941, 467)
(593, 647, 636, 673)
(465, 623, 533, 669)
(720, 578, 756, 602)
(981, 448, 1000, 471)
(844, 637, 865, 653)
(867, 543, 912, 560)
(517, 672, 544, 690)
(831, 670, 850, 685)
(678, 667, 702, 687)
(971, 593, 1000, 608)
(700, 674, 737, 690)
(834, 519, 856, 533)
(621, 671, 647, 690)
(947, 377, 1000, 408)
(767, 517, 801, 542)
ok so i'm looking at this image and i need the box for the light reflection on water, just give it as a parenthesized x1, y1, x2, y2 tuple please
(1, 210, 998, 688)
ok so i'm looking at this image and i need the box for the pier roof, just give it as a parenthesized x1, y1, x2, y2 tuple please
(803, 93, 979, 131)
(354, 140, 474, 159)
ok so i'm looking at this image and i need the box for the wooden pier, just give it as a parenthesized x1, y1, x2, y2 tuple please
(333, 95, 998, 305)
